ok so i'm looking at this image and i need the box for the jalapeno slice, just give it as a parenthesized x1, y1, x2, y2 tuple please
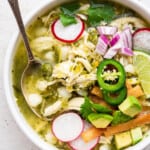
(97, 59, 126, 92)
(102, 86, 127, 106)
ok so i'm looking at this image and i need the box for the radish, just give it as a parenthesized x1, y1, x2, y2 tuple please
(52, 112, 84, 142)
(68, 121, 99, 150)
(133, 28, 150, 53)
(51, 17, 85, 43)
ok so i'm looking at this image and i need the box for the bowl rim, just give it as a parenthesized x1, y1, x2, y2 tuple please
(3, 0, 150, 150)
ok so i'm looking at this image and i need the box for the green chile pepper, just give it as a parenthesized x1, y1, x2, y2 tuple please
(103, 86, 127, 106)
(97, 59, 126, 92)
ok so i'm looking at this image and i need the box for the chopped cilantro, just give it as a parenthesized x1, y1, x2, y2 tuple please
(111, 111, 132, 125)
(89, 0, 106, 8)
(80, 97, 93, 120)
(88, 3, 115, 26)
(80, 96, 112, 120)
(60, 2, 80, 26)
(61, 2, 80, 15)
(60, 14, 77, 26)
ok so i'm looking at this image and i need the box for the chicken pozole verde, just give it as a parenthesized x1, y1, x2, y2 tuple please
(12, 0, 150, 149)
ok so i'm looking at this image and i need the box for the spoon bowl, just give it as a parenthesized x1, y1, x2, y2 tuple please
(8, 0, 45, 120)
(21, 60, 42, 118)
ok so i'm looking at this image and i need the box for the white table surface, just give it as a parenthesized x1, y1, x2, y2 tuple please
(0, 0, 150, 150)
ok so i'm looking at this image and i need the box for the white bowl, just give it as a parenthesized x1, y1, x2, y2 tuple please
(3, 0, 150, 150)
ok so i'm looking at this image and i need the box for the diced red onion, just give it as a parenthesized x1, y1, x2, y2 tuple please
(109, 33, 120, 46)
(104, 39, 121, 59)
(121, 32, 127, 48)
(95, 35, 109, 55)
(121, 28, 132, 48)
(101, 34, 110, 45)
(97, 26, 118, 35)
(118, 28, 133, 56)
(120, 47, 133, 56)
(104, 34, 122, 59)
(104, 47, 119, 59)
(96, 27, 133, 57)
(109, 34, 123, 50)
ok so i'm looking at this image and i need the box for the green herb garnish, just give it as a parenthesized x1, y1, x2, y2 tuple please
(111, 111, 132, 125)
(80, 97, 93, 120)
(88, 2, 115, 26)
(92, 103, 112, 113)
(60, 2, 80, 26)
(80, 96, 112, 120)
(60, 14, 77, 26)
(61, 2, 80, 15)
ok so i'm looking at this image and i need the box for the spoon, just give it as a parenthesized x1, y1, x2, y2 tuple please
(8, 0, 45, 120)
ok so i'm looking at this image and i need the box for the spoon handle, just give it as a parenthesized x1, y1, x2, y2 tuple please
(8, 0, 34, 61)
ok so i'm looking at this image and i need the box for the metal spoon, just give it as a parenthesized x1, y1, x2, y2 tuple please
(8, 0, 45, 119)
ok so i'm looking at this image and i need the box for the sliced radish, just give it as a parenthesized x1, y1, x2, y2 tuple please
(69, 121, 99, 150)
(133, 28, 150, 52)
(52, 112, 84, 142)
(51, 17, 85, 43)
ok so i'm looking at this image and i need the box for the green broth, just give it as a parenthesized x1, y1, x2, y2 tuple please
(12, 42, 49, 135)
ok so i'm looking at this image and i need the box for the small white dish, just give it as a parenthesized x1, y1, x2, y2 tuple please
(3, 0, 150, 150)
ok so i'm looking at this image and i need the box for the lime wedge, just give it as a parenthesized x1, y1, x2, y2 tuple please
(133, 51, 150, 97)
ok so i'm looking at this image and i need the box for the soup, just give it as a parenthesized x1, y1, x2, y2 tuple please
(12, 0, 150, 149)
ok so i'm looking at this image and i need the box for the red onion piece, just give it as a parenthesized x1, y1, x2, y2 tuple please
(101, 34, 110, 45)
(104, 34, 122, 59)
(119, 28, 133, 56)
(97, 26, 118, 35)
(104, 47, 119, 59)
(121, 28, 132, 48)
(95, 35, 109, 55)
(110, 33, 120, 47)
(120, 47, 133, 56)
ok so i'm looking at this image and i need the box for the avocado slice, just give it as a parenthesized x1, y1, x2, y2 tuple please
(118, 96, 142, 117)
(111, 111, 132, 125)
(115, 131, 132, 149)
(88, 113, 113, 128)
(131, 127, 143, 145)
